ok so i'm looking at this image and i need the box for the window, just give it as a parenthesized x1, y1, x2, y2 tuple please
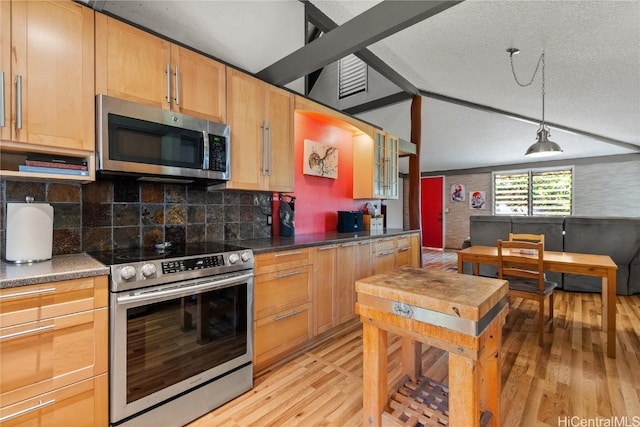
(493, 167, 573, 216)
(338, 54, 367, 99)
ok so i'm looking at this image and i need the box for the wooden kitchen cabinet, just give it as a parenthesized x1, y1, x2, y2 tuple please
(253, 249, 312, 372)
(0, 276, 108, 424)
(95, 14, 226, 123)
(313, 244, 337, 335)
(316, 240, 374, 330)
(224, 68, 294, 192)
(372, 237, 397, 274)
(0, 0, 96, 181)
(353, 129, 399, 199)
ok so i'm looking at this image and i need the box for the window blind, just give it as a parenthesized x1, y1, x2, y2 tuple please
(338, 54, 367, 99)
(494, 167, 572, 216)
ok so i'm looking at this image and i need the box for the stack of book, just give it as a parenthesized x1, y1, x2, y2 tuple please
(19, 154, 89, 176)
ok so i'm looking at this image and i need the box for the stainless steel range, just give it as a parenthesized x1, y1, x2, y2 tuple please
(90, 242, 254, 427)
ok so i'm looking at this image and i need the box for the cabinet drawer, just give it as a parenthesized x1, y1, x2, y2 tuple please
(254, 265, 311, 320)
(372, 238, 395, 253)
(0, 307, 107, 407)
(0, 374, 107, 427)
(254, 248, 312, 275)
(254, 303, 311, 368)
(396, 236, 410, 249)
(0, 276, 108, 328)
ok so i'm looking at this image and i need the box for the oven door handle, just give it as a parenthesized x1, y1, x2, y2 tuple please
(116, 272, 254, 305)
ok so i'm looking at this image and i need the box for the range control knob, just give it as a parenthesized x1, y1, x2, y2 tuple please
(141, 263, 157, 278)
(120, 266, 136, 281)
(228, 253, 240, 264)
(241, 251, 252, 262)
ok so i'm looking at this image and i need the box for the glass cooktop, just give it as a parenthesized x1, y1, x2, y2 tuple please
(88, 242, 250, 266)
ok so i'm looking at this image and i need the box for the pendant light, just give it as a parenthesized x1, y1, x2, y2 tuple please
(508, 48, 563, 157)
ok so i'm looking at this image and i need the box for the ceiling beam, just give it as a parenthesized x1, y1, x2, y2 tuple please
(304, 1, 420, 96)
(257, 0, 462, 86)
(419, 90, 640, 152)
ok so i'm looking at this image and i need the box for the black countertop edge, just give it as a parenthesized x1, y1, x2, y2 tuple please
(230, 229, 420, 254)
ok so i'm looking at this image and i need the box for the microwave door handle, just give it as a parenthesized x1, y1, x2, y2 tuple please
(174, 65, 180, 105)
(202, 132, 210, 169)
(165, 63, 171, 104)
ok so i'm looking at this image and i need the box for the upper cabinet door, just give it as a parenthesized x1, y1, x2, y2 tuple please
(265, 84, 293, 192)
(171, 45, 226, 123)
(225, 68, 266, 190)
(95, 14, 170, 109)
(6, 0, 94, 150)
(1, 0, 11, 142)
(95, 14, 227, 122)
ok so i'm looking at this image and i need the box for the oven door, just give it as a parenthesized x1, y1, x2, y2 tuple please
(110, 271, 253, 424)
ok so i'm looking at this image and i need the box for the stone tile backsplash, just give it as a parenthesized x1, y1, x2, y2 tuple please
(0, 178, 272, 257)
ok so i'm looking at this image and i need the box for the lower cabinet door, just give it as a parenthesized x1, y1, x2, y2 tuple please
(0, 308, 107, 407)
(0, 374, 107, 427)
(254, 303, 311, 371)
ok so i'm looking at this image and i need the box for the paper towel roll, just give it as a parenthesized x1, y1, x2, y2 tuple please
(6, 202, 54, 263)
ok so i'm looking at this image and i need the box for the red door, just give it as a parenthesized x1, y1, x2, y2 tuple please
(421, 176, 443, 248)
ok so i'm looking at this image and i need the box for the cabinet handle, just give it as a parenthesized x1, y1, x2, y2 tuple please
(165, 63, 171, 103)
(266, 121, 272, 176)
(319, 245, 337, 251)
(340, 242, 358, 247)
(15, 75, 22, 129)
(0, 323, 55, 341)
(174, 65, 180, 105)
(398, 247, 410, 252)
(275, 270, 301, 279)
(0, 399, 56, 422)
(0, 287, 56, 300)
(0, 71, 5, 127)
(376, 250, 395, 257)
(274, 310, 299, 321)
(261, 121, 270, 175)
(274, 251, 302, 258)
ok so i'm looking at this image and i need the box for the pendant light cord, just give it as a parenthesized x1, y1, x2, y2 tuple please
(510, 51, 546, 127)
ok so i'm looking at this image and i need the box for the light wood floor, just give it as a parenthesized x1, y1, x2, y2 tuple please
(189, 249, 640, 427)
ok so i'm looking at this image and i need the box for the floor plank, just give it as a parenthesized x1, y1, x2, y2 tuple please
(189, 249, 640, 427)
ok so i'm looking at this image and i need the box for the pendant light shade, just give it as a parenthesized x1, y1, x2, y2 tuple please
(509, 48, 563, 157)
(525, 127, 563, 157)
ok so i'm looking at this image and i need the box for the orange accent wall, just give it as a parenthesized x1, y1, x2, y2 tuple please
(286, 113, 369, 235)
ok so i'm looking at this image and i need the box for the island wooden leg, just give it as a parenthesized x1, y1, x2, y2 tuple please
(401, 337, 422, 382)
(479, 310, 505, 427)
(603, 271, 616, 358)
(362, 322, 388, 427)
(449, 352, 480, 427)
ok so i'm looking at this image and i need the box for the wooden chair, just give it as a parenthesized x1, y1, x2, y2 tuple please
(497, 239, 558, 346)
(509, 232, 544, 244)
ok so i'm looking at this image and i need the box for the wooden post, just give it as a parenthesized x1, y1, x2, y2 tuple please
(362, 322, 388, 427)
(409, 95, 422, 237)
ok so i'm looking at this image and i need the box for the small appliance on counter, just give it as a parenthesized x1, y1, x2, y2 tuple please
(337, 211, 363, 233)
(279, 194, 295, 237)
(5, 197, 54, 263)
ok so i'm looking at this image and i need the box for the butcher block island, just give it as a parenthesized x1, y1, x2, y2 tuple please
(355, 267, 509, 427)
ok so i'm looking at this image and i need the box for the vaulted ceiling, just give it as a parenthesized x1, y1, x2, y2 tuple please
(87, 0, 640, 174)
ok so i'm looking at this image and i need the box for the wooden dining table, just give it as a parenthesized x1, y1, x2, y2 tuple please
(457, 246, 618, 358)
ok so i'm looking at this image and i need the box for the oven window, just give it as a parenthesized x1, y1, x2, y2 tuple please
(126, 284, 248, 404)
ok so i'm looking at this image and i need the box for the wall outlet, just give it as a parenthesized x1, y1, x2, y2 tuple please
(267, 215, 272, 225)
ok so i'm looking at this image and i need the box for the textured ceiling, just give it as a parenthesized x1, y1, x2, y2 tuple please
(96, 0, 640, 173)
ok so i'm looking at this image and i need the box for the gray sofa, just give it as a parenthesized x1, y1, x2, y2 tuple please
(467, 215, 640, 295)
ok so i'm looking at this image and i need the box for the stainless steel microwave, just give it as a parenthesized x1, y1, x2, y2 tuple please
(96, 94, 230, 184)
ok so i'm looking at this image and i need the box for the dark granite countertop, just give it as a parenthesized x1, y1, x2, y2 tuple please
(0, 230, 419, 288)
(0, 253, 110, 289)
(230, 228, 419, 254)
